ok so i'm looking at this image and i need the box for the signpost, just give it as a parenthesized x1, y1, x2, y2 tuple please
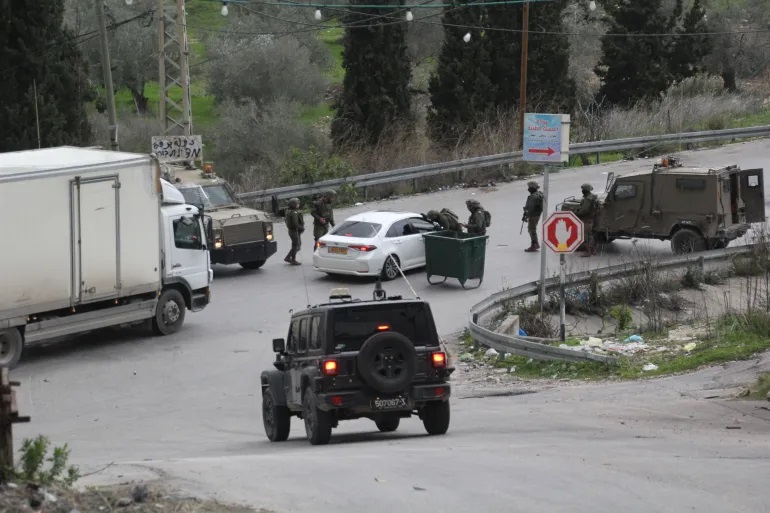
(523, 113, 571, 311)
(542, 211, 584, 342)
(151, 135, 203, 163)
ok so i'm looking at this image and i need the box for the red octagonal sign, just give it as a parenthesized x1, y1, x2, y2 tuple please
(542, 211, 584, 253)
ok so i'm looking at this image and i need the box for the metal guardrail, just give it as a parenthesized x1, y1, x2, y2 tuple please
(237, 125, 770, 203)
(467, 245, 756, 364)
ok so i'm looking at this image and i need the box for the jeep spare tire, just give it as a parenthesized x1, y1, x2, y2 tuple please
(357, 331, 416, 395)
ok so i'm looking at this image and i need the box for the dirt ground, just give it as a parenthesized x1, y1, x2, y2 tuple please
(0, 482, 270, 513)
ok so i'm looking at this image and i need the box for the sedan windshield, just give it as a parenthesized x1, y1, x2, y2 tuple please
(179, 184, 238, 208)
(331, 221, 382, 238)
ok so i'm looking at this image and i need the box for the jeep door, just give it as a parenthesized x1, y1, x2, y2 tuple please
(288, 316, 311, 407)
(285, 318, 302, 408)
(603, 181, 644, 235)
(739, 169, 766, 223)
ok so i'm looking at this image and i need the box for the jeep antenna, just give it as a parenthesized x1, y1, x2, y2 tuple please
(387, 255, 420, 299)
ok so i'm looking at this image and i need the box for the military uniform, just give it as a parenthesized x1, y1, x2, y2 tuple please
(523, 181, 544, 252)
(311, 190, 336, 243)
(576, 183, 599, 256)
(465, 199, 486, 235)
(284, 198, 304, 265)
(426, 209, 462, 232)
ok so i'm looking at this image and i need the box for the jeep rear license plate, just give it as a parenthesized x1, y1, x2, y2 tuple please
(371, 396, 408, 410)
(329, 246, 348, 255)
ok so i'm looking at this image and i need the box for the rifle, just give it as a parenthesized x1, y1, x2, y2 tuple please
(519, 219, 525, 235)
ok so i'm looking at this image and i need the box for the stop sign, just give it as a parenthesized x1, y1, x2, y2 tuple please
(542, 211, 584, 253)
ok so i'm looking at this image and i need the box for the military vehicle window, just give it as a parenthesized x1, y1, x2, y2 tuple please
(614, 184, 636, 200)
(386, 219, 413, 237)
(298, 318, 309, 353)
(331, 303, 434, 352)
(676, 178, 706, 191)
(287, 319, 299, 353)
(309, 316, 322, 350)
(409, 218, 437, 233)
(178, 184, 237, 208)
(172, 216, 201, 249)
(747, 174, 760, 187)
(332, 221, 382, 238)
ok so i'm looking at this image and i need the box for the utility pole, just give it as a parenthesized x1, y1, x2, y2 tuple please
(517, 0, 529, 149)
(94, 0, 119, 150)
(158, 0, 193, 136)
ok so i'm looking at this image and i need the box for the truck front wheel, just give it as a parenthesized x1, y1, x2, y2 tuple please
(0, 328, 23, 369)
(152, 289, 186, 335)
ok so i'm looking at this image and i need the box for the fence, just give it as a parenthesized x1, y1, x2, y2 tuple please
(467, 245, 755, 364)
(237, 125, 770, 204)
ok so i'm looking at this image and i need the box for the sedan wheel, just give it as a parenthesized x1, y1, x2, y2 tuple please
(381, 255, 400, 281)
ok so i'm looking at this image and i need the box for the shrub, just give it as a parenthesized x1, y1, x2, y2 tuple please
(15, 435, 79, 488)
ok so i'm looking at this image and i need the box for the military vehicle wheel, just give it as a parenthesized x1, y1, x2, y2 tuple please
(0, 328, 23, 369)
(671, 228, 706, 254)
(303, 390, 332, 445)
(381, 255, 400, 281)
(152, 289, 186, 335)
(375, 414, 400, 432)
(263, 389, 291, 442)
(240, 259, 266, 270)
(357, 332, 417, 394)
(421, 400, 450, 435)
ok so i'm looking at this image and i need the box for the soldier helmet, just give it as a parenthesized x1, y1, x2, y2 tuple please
(527, 181, 540, 189)
(580, 183, 594, 192)
(288, 197, 300, 208)
(426, 210, 439, 220)
(466, 199, 480, 208)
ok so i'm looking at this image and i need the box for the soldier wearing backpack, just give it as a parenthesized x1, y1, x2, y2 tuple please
(425, 208, 463, 232)
(465, 199, 490, 235)
(576, 183, 600, 257)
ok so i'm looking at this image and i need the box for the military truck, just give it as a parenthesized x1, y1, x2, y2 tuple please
(163, 165, 277, 269)
(559, 157, 766, 254)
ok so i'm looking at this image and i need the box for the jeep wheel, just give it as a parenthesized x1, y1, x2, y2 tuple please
(240, 259, 266, 270)
(421, 400, 450, 435)
(671, 228, 706, 254)
(357, 332, 416, 395)
(262, 389, 291, 442)
(375, 414, 400, 433)
(303, 390, 332, 445)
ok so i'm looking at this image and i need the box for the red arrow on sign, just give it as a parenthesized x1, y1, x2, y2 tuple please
(528, 147, 555, 156)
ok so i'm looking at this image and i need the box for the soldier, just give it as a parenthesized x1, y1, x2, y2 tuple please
(311, 189, 336, 244)
(522, 181, 544, 252)
(425, 209, 463, 232)
(284, 197, 304, 265)
(465, 199, 487, 235)
(576, 183, 599, 257)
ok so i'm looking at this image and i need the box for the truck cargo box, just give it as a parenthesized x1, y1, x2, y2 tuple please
(0, 147, 163, 318)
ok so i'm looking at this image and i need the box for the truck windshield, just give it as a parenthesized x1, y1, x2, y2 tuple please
(179, 185, 237, 208)
(331, 303, 435, 352)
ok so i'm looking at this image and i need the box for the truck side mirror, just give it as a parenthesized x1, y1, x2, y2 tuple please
(204, 215, 213, 244)
(273, 338, 286, 353)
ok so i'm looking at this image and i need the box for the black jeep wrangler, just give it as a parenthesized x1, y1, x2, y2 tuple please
(260, 285, 454, 445)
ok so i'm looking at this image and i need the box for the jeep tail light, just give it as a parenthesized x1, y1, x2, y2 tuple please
(431, 351, 446, 368)
(377, 325, 390, 331)
(331, 395, 344, 406)
(349, 244, 377, 252)
(322, 359, 338, 376)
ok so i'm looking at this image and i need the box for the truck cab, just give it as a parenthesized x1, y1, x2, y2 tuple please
(559, 158, 766, 253)
(163, 165, 277, 269)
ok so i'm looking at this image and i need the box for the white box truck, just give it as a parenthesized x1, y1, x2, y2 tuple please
(0, 146, 212, 368)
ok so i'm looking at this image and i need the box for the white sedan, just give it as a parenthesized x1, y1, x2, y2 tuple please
(313, 210, 439, 280)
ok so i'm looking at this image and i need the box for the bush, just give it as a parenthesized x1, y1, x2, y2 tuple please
(609, 305, 633, 332)
(15, 435, 79, 488)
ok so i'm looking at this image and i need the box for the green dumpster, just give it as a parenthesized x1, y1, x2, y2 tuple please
(423, 231, 488, 289)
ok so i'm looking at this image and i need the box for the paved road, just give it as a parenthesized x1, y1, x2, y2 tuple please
(12, 139, 770, 512)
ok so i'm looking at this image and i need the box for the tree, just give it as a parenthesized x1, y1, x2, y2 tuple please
(595, 0, 678, 106)
(669, 0, 711, 84)
(331, 0, 413, 148)
(0, 0, 92, 151)
(427, 3, 496, 146)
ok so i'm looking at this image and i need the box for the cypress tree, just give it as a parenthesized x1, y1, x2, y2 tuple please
(427, 2, 496, 146)
(331, 0, 413, 148)
(669, 0, 711, 83)
(595, 0, 675, 106)
(0, 0, 92, 152)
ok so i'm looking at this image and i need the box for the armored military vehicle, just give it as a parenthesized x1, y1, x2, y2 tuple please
(559, 157, 765, 254)
(163, 164, 277, 269)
